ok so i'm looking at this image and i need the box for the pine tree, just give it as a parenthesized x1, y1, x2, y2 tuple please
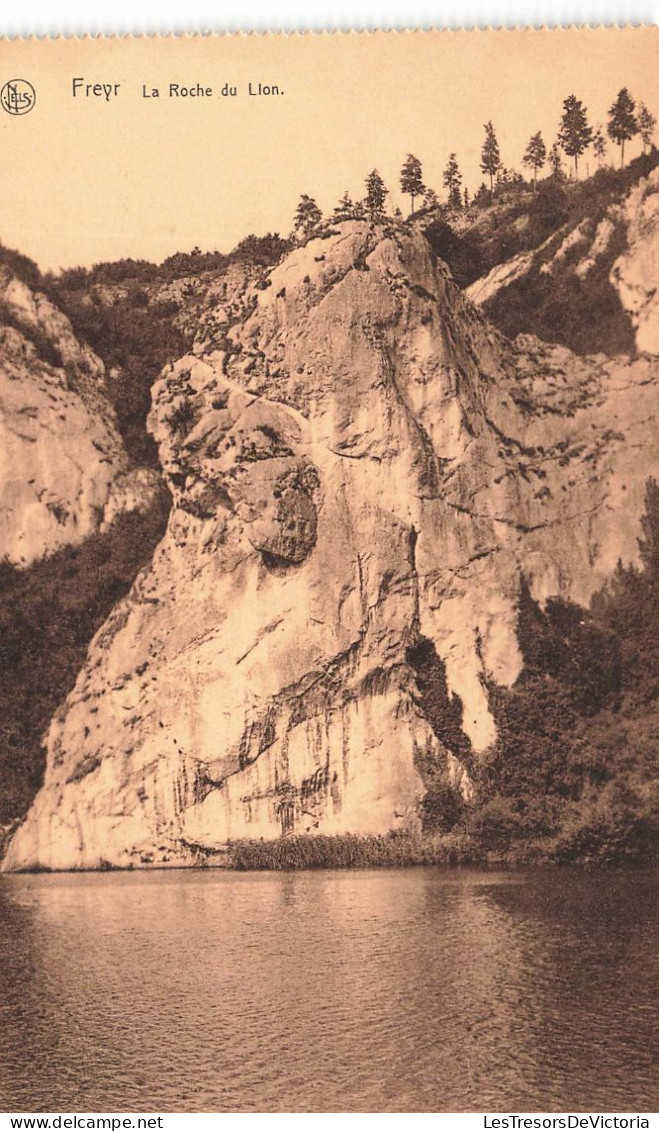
(474, 183, 490, 208)
(294, 195, 322, 238)
(443, 153, 463, 209)
(400, 154, 425, 215)
(637, 102, 657, 155)
(522, 131, 547, 190)
(607, 87, 638, 168)
(549, 139, 565, 180)
(593, 126, 608, 166)
(463, 187, 470, 209)
(423, 187, 439, 210)
(480, 122, 502, 201)
(332, 191, 355, 222)
(365, 169, 388, 219)
(558, 94, 593, 179)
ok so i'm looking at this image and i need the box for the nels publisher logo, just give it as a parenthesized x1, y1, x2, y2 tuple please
(1, 79, 36, 115)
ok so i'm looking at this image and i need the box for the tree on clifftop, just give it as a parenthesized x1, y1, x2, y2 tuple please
(400, 154, 425, 215)
(549, 139, 565, 180)
(480, 122, 502, 201)
(593, 126, 608, 166)
(522, 132, 547, 190)
(365, 169, 388, 219)
(442, 153, 463, 209)
(637, 102, 657, 155)
(332, 191, 356, 222)
(558, 94, 593, 179)
(294, 195, 322, 239)
(607, 88, 638, 168)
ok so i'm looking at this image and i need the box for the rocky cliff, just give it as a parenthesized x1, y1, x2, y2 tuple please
(467, 167, 659, 358)
(4, 203, 659, 871)
(0, 265, 158, 565)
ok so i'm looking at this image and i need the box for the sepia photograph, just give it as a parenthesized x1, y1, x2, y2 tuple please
(0, 25, 657, 1114)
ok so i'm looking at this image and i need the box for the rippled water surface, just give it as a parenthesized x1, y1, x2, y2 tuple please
(0, 868, 657, 1112)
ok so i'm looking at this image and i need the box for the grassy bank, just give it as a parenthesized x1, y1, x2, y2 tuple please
(226, 831, 480, 870)
(224, 828, 656, 871)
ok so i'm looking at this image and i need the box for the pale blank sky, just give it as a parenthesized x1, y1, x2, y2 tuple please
(0, 27, 657, 271)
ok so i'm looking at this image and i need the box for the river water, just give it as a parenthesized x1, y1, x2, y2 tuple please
(0, 868, 656, 1113)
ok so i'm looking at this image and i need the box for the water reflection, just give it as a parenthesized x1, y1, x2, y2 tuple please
(0, 869, 656, 1112)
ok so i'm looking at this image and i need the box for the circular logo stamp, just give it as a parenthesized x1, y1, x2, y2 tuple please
(1, 79, 36, 116)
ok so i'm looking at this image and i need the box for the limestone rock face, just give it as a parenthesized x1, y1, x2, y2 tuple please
(0, 265, 105, 383)
(0, 270, 158, 565)
(5, 220, 659, 871)
(610, 169, 659, 355)
(466, 243, 546, 305)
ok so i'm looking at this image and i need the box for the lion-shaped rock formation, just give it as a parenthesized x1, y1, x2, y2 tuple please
(5, 215, 659, 870)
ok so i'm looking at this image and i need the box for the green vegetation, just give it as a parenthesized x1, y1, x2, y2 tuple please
(0, 492, 170, 836)
(593, 125, 608, 166)
(427, 149, 657, 287)
(226, 830, 478, 870)
(0, 243, 45, 289)
(446, 479, 659, 865)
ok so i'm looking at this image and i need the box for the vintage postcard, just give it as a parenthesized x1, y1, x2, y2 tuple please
(0, 27, 657, 1115)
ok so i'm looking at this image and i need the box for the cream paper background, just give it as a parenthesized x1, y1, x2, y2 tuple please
(0, 28, 657, 270)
